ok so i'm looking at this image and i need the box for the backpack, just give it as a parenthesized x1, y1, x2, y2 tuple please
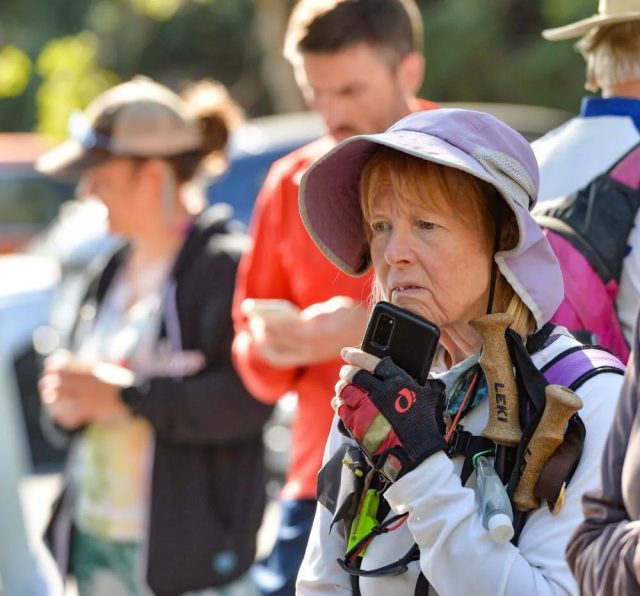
(318, 327, 625, 596)
(534, 143, 640, 362)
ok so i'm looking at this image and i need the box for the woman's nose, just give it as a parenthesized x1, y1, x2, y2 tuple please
(384, 229, 415, 266)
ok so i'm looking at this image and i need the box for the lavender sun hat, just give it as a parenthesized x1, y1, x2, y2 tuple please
(298, 108, 564, 330)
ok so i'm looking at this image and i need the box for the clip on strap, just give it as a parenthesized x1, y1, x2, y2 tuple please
(447, 426, 494, 485)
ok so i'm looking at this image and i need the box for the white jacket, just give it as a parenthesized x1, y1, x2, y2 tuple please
(533, 114, 639, 204)
(297, 332, 624, 596)
(533, 115, 640, 344)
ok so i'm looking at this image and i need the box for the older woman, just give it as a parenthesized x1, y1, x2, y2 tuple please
(295, 109, 625, 595)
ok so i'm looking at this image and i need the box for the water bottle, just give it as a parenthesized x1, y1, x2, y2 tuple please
(475, 455, 514, 542)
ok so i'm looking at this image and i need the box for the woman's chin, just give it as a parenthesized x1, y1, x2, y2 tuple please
(390, 294, 439, 323)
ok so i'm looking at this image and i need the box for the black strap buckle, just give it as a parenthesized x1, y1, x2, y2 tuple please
(447, 426, 496, 485)
(447, 426, 472, 458)
(338, 542, 419, 578)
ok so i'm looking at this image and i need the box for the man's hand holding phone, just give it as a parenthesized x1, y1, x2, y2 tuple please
(241, 296, 368, 369)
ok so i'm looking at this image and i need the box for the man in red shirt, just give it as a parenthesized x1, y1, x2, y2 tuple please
(232, 1, 437, 593)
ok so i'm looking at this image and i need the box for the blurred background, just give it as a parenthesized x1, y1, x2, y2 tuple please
(0, 0, 596, 132)
(0, 0, 598, 253)
(0, 0, 597, 592)
(0, 0, 597, 256)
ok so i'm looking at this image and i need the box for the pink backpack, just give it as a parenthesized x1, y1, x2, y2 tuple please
(535, 144, 640, 362)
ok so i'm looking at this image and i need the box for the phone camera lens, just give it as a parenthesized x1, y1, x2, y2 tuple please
(372, 314, 394, 347)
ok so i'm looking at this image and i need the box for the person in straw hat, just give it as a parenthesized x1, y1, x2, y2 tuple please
(533, 0, 640, 203)
(526, 5, 640, 594)
(531, 0, 640, 350)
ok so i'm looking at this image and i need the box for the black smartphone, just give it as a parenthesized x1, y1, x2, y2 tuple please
(361, 301, 440, 385)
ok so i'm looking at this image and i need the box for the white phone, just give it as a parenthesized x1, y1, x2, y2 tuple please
(242, 298, 300, 321)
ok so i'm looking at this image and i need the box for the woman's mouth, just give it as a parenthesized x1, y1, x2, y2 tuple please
(390, 285, 426, 299)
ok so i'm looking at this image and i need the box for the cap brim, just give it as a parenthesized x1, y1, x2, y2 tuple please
(35, 139, 107, 182)
(299, 130, 514, 276)
(542, 12, 640, 40)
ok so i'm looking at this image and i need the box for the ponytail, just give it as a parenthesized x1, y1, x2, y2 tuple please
(170, 79, 244, 181)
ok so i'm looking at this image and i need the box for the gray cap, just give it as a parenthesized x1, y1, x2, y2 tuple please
(36, 77, 203, 181)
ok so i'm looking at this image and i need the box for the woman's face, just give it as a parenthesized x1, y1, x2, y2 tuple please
(80, 158, 145, 236)
(367, 183, 493, 331)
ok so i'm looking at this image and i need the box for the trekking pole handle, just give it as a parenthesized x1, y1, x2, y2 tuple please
(513, 384, 583, 512)
(470, 314, 522, 448)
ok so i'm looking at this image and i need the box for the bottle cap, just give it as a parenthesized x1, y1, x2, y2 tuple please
(488, 513, 514, 542)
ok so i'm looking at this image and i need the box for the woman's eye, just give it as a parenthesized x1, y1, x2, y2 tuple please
(370, 221, 389, 233)
(417, 220, 437, 231)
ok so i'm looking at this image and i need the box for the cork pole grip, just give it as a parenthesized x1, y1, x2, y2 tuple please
(469, 314, 521, 447)
(513, 384, 583, 511)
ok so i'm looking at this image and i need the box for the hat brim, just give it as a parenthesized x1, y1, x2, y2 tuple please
(299, 127, 564, 329)
(542, 12, 640, 40)
(300, 130, 523, 276)
(35, 139, 107, 182)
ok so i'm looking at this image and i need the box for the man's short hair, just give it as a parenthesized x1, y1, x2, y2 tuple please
(577, 21, 640, 91)
(284, 0, 423, 66)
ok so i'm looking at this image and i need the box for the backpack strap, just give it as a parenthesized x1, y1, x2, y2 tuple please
(447, 427, 495, 485)
(414, 572, 430, 596)
(525, 323, 556, 355)
(350, 572, 362, 596)
(534, 143, 640, 284)
(530, 344, 625, 509)
(609, 143, 640, 190)
(541, 345, 625, 390)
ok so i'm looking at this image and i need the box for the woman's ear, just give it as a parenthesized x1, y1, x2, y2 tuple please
(396, 51, 425, 98)
(140, 159, 176, 217)
(161, 169, 177, 219)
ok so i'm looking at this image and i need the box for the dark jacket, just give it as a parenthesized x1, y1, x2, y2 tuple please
(566, 312, 640, 595)
(47, 205, 273, 595)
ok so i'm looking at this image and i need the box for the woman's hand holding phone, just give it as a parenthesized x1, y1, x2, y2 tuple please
(333, 347, 447, 482)
(360, 301, 440, 385)
(39, 351, 133, 430)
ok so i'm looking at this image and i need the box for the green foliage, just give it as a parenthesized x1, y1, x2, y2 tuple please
(0, 0, 258, 132)
(0, 0, 607, 132)
(0, 45, 32, 98)
(130, 0, 182, 21)
(419, 0, 591, 112)
(542, 0, 594, 28)
(35, 32, 119, 137)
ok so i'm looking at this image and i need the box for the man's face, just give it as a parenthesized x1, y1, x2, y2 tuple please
(298, 43, 412, 142)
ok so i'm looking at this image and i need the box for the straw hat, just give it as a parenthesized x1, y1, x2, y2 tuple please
(542, 0, 640, 40)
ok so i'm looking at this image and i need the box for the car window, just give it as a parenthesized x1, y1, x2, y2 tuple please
(208, 148, 291, 225)
(0, 172, 72, 227)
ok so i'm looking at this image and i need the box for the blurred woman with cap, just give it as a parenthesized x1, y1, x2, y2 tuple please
(37, 77, 272, 595)
(294, 108, 625, 595)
